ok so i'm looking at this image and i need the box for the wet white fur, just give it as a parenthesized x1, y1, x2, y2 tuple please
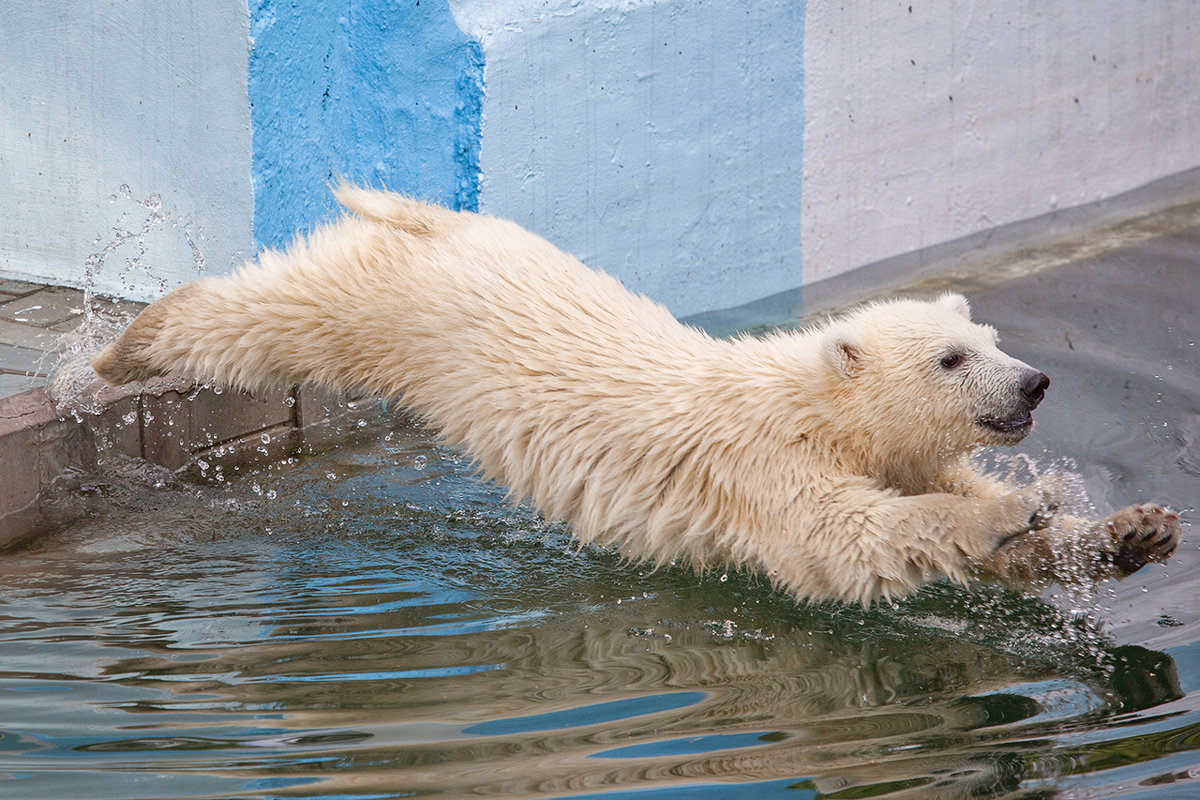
(92, 188, 1171, 603)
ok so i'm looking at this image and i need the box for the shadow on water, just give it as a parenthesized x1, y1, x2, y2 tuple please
(2, 225, 1199, 798)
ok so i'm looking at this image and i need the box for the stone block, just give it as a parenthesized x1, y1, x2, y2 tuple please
(139, 381, 301, 472)
(0, 416, 42, 516)
(0, 342, 49, 376)
(0, 278, 42, 298)
(140, 386, 192, 471)
(296, 385, 382, 429)
(188, 384, 295, 449)
(0, 286, 85, 326)
(180, 422, 300, 484)
(78, 382, 143, 465)
(0, 502, 45, 549)
(35, 414, 85, 496)
(295, 385, 345, 429)
(0, 389, 60, 546)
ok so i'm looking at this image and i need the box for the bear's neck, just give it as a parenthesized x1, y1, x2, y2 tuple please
(836, 431, 963, 496)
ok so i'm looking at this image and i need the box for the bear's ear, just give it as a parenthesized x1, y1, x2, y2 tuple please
(937, 293, 971, 319)
(822, 329, 864, 379)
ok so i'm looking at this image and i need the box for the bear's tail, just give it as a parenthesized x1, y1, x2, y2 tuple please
(332, 183, 457, 236)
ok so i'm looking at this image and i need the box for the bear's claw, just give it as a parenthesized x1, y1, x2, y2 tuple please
(1028, 501, 1058, 531)
(1103, 503, 1182, 576)
(1025, 473, 1069, 531)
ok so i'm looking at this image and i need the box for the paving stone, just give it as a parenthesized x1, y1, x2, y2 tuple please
(0, 373, 45, 400)
(0, 278, 42, 298)
(91, 296, 146, 321)
(0, 287, 86, 327)
(46, 314, 86, 333)
(0, 318, 59, 351)
(0, 343, 50, 376)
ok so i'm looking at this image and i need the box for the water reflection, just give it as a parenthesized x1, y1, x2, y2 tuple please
(6, 226, 1200, 797)
(0, 417, 1191, 799)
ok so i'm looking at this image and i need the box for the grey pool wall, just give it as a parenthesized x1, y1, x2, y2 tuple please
(4, 2, 1199, 317)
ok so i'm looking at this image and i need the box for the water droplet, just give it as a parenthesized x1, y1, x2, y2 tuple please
(260, 432, 271, 444)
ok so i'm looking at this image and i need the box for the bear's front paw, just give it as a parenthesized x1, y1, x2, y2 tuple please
(1026, 473, 1076, 530)
(1102, 504, 1182, 576)
(1009, 476, 1065, 538)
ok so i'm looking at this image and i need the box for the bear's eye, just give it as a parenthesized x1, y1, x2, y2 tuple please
(940, 353, 964, 370)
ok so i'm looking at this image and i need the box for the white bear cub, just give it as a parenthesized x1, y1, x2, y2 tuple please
(92, 187, 1180, 604)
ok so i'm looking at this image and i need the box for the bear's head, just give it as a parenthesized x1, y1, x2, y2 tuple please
(820, 293, 1049, 474)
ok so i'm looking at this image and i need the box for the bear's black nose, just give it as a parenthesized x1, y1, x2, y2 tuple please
(1021, 370, 1050, 408)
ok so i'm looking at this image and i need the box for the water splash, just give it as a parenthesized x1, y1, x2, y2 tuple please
(45, 186, 209, 412)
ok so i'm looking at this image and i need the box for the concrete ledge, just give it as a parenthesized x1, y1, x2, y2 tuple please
(0, 381, 383, 547)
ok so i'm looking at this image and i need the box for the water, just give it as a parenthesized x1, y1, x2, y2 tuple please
(2, 227, 1199, 798)
(44, 185, 210, 411)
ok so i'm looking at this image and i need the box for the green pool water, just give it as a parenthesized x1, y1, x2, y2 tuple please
(1, 227, 1197, 799)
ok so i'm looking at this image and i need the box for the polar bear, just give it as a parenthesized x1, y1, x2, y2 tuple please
(91, 187, 1180, 603)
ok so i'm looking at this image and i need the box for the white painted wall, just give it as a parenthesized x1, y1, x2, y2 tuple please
(3, 1, 1199, 314)
(0, 2, 254, 300)
(801, 0, 1200, 284)
(452, 0, 806, 318)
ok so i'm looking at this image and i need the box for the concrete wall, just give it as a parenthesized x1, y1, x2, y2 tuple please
(452, 1, 806, 317)
(249, 0, 483, 248)
(1, 1, 1199, 314)
(801, 0, 1200, 284)
(0, 2, 254, 299)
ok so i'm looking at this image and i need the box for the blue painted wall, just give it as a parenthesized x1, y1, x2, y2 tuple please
(457, 1, 806, 317)
(248, 0, 483, 250)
